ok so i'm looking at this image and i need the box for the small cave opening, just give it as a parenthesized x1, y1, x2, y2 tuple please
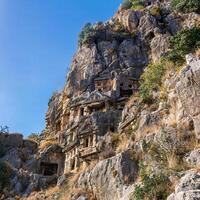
(40, 162, 58, 176)
(120, 88, 133, 97)
(80, 107, 84, 116)
(85, 138, 89, 147)
(71, 159, 76, 170)
(110, 124, 115, 132)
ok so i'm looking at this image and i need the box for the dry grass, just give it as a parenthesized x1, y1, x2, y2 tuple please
(116, 133, 129, 153)
(126, 95, 140, 107)
(99, 147, 115, 160)
(59, 172, 80, 200)
(44, 186, 59, 196)
(166, 152, 180, 169)
(194, 165, 200, 173)
(111, 133, 121, 149)
(59, 163, 94, 200)
(135, 124, 159, 142)
(39, 138, 58, 150)
(21, 186, 59, 200)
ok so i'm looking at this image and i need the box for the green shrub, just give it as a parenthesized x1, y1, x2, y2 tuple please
(0, 161, 12, 191)
(168, 26, 200, 64)
(149, 6, 161, 16)
(78, 23, 96, 47)
(139, 61, 166, 103)
(121, 0, 132, 9)
(131, 0, 145, 10)
(121, 0, 145, 10)
(134, 163, 171, 200)
(111, 133, 120, 149)
(171, 0, 200, 14)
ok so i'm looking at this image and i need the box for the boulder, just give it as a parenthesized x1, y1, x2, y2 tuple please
(23, 139, 38, 153)
(0, 133, 23, 148)
(150, 33, 170, 61)
(167, 171, 200, 200)
(76, 151, 138, 200)
(186, 149, 200, 166)
(114, 9, 142, 33)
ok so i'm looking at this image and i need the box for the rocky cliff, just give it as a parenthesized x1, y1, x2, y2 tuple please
(1, 0, 200, 200)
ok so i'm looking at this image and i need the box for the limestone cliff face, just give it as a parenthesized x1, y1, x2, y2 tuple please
(44, 1, 180, 137)
(44, 1, 200, 139)
(41, 2, 200, 200)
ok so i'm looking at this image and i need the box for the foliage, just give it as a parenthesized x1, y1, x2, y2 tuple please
(149, 6, 161, 16)
(0, 125, 9, 134)
(168, 26, 200, 64)
(0, 161, 12, 191)
(121, 0, 132, 9)
(78, 23, 96, 47)
(134, 163, 171, 200)
(171, 0, 200, 14)
(111, 133, 120, 149)
(139, 61, 166, 103)
(131, 0, 145, 10)
(28, 133, 41, 143)
(121, 0, 145, 10)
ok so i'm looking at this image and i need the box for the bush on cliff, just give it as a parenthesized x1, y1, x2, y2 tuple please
(139, 61, 166, 103)
(171, 0, 200, 14)
(168, 26, 200, 64)
(121, 0, 145, 10)
(134, 163, 172, 200)
(121, 0, 132, 9)
(78, 23, 96, 47)
(0, 161, 12, 191)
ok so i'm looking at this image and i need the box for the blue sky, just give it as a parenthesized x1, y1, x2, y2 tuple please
(0, 0, 121, 137)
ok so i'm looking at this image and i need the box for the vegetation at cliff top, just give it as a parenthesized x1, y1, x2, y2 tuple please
(168, 26, 200, 64)
(171, 0, 200, 14)
(28, 133, 41, 143)
(78, 23, 96, 47)
(121, 0, 145, 10)
(0, 125, 9, 134)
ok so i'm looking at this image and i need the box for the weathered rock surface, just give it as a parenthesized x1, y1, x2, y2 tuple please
(167, 171, 200, 200)
(0, 133, 23, 148)
(75, 151, 137, 200)
(2, 1, 200, 200)
(175, 55, 200, 140)
(186, 149, 200, 166)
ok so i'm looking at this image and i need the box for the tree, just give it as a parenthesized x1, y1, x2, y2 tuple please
(168, 26, 200, 64)
(78, 23, 96, 47)
(0, 126, 9, 134)
(171, 0, 200, 14)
